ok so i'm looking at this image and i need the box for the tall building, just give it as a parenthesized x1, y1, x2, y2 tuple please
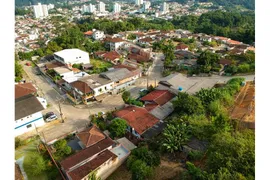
(82, 4, 89, 13)
(47, 4, 55, 10)
(82, 4, 96, 14)
(113, 3, 121, 13)
(98, 1, 106, 12)
(89, 4, 96, 13)
(135, 0, 144, 6)
(33, 3, 48, 19)
(143, 1, 151, 12)
(42, 5, 48, 16)
(161, 2, 169, 13)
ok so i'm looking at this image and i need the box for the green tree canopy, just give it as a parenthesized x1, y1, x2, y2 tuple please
(197, 51, 220, 66)
(23, 152, 47, 177)
(206, 130, 255, 178)
(53, 139, 72, 161)
(109, 118, 127, 138)
(173, 92, 205, 115)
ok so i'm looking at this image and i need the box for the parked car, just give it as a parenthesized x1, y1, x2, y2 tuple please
(46, 114, 58, 122)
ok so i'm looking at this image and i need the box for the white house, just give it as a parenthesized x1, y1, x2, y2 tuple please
(15, 94, 45, 136)
(53, 66, 74, 79)
(54, 49, 90, 68)
(92, 29, 105, 40)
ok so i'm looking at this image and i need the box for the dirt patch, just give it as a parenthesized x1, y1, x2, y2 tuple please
(230, 82, 255, 129)
(107, 164, 131, 180)
(152, 160, 184, 180)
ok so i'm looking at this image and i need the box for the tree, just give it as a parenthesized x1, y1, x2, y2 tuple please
(206, 130, 255, 179)
(130, 160, 153, 180)
(173, 92, 205, 115)
(15, 60, 23, 82)
(162, 40, 175, 68)
(162, 118, 191, 153)
(122, 91, 131, 103)
(23, 153, 47, 177)
(131, 146, 160, 167)
(195, 88, 222, 107)
(53, 139, 72, 160)
(197, 51, 220, 67)
(127, 34, 136, 40)
(109, 118, 127, 138)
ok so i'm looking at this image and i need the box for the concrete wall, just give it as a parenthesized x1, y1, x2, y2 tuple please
(15, 111, 45, 136)
(93, 82, 114, 96)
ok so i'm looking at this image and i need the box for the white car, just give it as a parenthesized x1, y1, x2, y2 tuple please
(46, 114, 58, 122)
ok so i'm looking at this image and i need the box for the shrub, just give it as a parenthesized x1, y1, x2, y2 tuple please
(15, 137, 23, 149)
(208, 100, 227, 116)
(188, 150, 204, 161)
(162, 69, 171, 77)
(130, 160, 153, 180)
(53, 139, 72, 161)
(23, 153, 47, 177)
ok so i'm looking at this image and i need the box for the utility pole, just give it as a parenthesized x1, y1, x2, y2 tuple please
(57, 98, 65, 123)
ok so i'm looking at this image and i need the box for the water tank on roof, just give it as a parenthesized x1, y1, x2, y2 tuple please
(178, 87, 183, 91)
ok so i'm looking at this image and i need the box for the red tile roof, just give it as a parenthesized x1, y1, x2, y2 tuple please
(114, 64, 137, 72)
(114, 106, 159, 135)
(94, 51, 107, 56)
(67, 149, 117, 180)
(219, 59, 232, 65)
(227, 39, 242, 45)
(127, 53, 150, 63)
(103, 51, 121, 61)
(71, 81, 93, 94)
(77, 126, 106, 148)
(60, 138, 115, 171)
(139, 37, 153, 43)
(15, 83, 37, 99)
(215, 36, 230, 41)
(176, 43, 189, 50)
(140, 90, 175, 106)
(84, 31, 93, 36)
(105, 37, 124, 43)
(144, 104, 159, 112)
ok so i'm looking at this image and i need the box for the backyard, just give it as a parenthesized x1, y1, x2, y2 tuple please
(90, 58, 113, 74)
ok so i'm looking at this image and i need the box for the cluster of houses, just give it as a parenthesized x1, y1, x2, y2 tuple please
(15, 17, 57, 52)
(37, 48, 142, 104)
(57, 88, 178, 180)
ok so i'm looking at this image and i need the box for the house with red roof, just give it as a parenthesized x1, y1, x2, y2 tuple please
(140, 90, 175, 106)
(140, 90, 176, 120)
(102, 51, 121, 65)
(114, 106, 160, 138)
(60, 125, 134, 180)
(176, 43, 189, 51)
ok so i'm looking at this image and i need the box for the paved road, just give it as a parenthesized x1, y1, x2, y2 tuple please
(19, 62, 124, 143)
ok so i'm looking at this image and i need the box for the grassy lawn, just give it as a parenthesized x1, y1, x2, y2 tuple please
(90, 59, 113, 69)
(15, 136, 61, 180)
(15, 137, 40, 160)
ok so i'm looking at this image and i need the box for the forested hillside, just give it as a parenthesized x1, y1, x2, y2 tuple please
(171, 10, 255, 44)
(196, 0, 255, 10)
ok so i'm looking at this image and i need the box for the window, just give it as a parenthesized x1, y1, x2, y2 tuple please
(26, 124, 32, 129)
(105, 86, 107, 90)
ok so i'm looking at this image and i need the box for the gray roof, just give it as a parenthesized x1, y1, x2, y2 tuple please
(150, 101, 174, 120)
(78, 74, 113, 89)
(116, 137, 137, 151)
(15, 94, 44, 120)
(142, 122, 167, 139)
(100, 68, 131, 82)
